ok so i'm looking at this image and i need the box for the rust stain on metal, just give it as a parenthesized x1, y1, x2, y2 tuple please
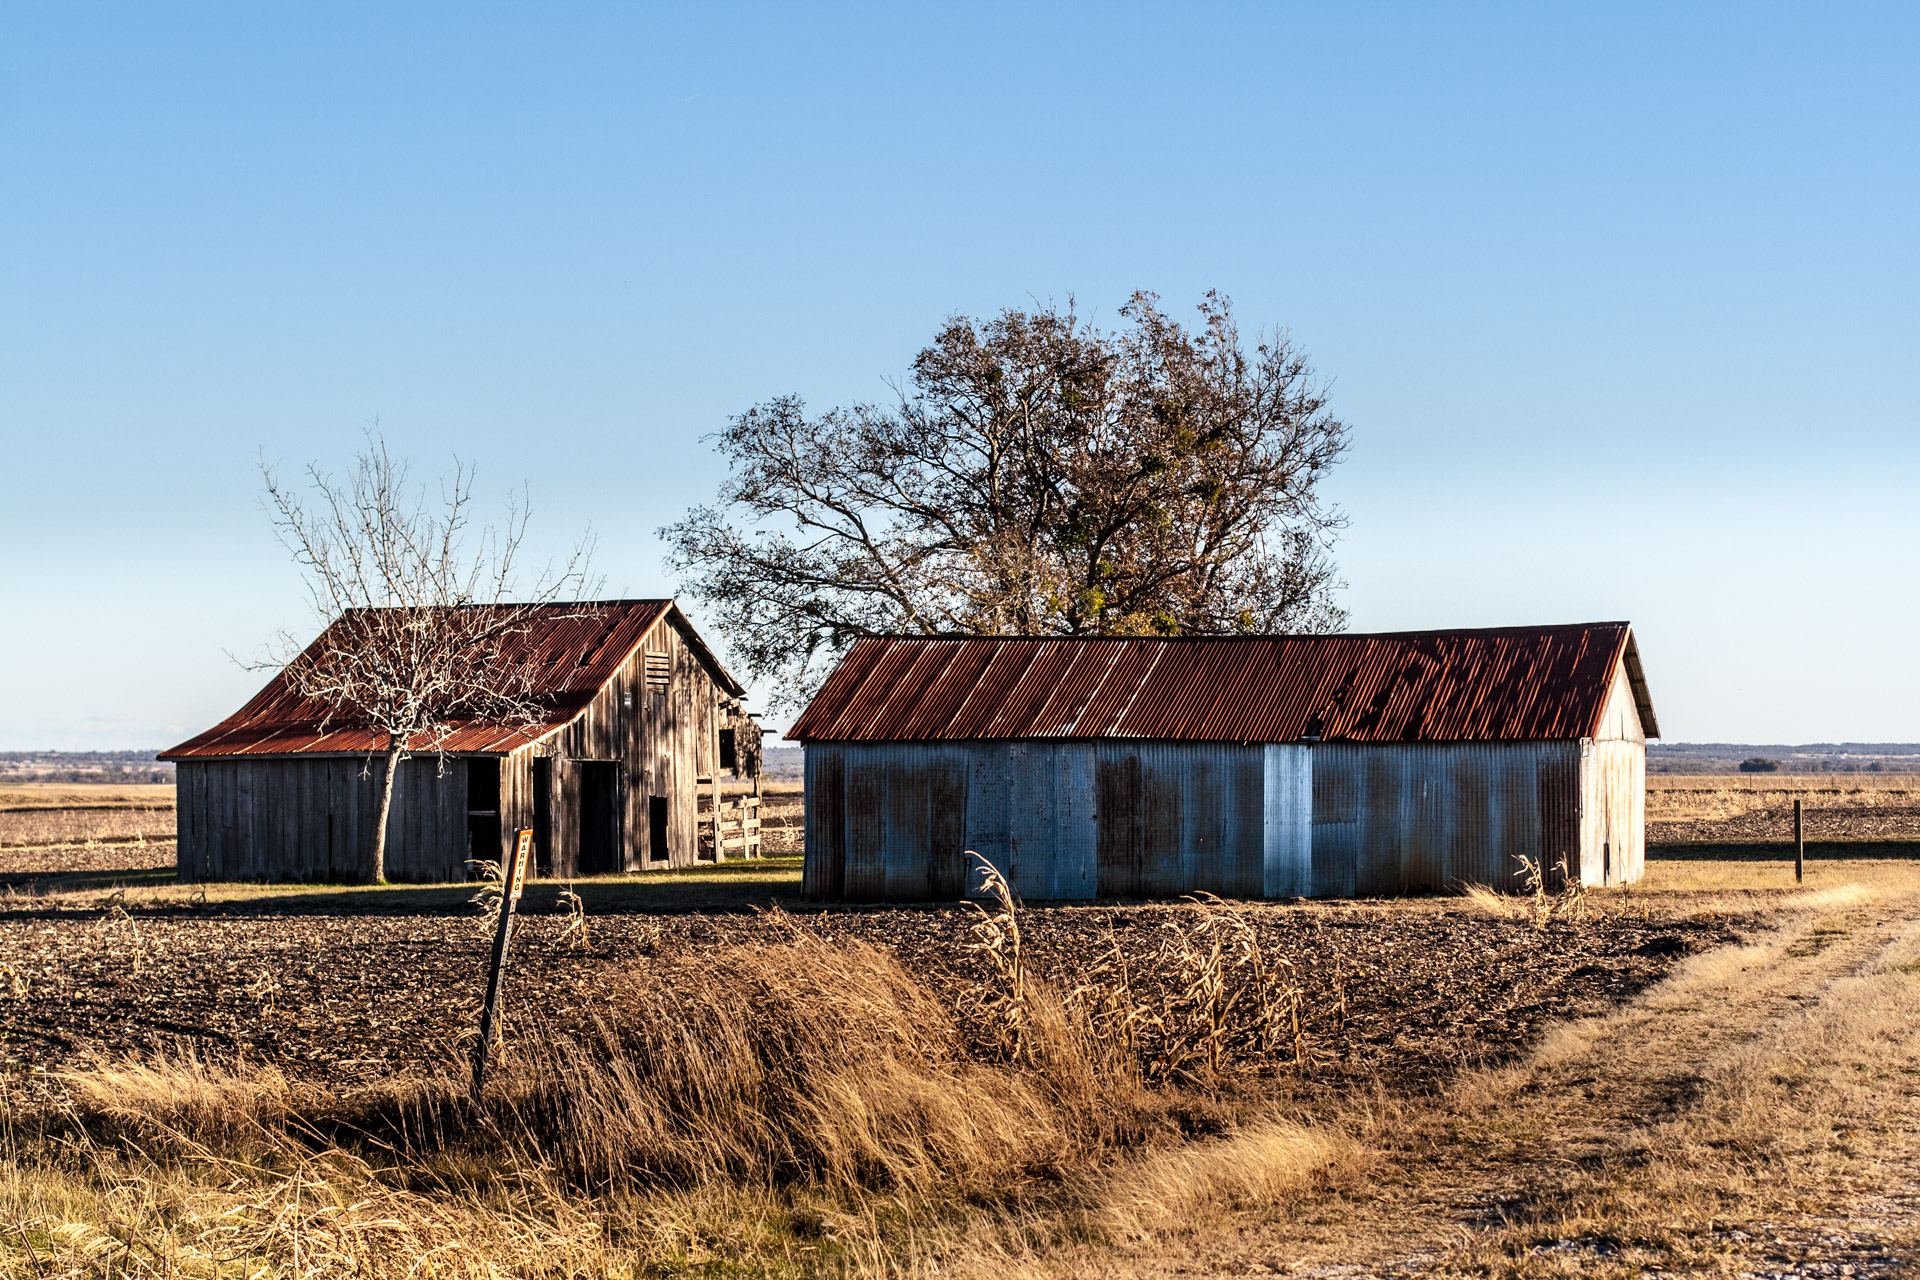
(161, 600, 709, 759)
(790, 623, 1657, 744)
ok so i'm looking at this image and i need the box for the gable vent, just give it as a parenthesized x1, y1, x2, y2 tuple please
(644, 651, 671, 693)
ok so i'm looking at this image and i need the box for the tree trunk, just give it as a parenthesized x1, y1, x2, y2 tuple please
(371, 744, 403, 884)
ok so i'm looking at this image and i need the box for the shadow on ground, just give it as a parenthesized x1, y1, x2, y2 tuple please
(1648, 840, 1920, 862)
(0, 857, 808, 917)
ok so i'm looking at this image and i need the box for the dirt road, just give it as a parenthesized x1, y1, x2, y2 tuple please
(1080, 885, 1920, 1277)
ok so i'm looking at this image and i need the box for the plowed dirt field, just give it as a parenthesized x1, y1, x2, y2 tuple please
(0, 894, 1737, 1095)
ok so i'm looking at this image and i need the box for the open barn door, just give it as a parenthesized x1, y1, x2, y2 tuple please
(577, 762, 621, 875)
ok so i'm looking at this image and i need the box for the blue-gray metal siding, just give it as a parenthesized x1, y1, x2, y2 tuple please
(803, 737, 1611, 900)
(1307, 742, 1582, 895)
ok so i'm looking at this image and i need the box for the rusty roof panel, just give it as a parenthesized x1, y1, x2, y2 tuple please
(788, 623, 1654, 744)
(893, 640, 1000, 738)
(1027, 640, 1129, 737)
(159, 600, 717, 759)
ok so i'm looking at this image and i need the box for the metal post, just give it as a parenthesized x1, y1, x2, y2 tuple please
(1794, 798, 1804, 884)
(472, 829, 532, 1100)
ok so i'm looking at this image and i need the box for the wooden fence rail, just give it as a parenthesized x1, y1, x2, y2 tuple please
(696, 775, 763, 861)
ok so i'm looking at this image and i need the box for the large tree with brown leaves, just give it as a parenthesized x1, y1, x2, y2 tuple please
(664, 292, 1350, 710)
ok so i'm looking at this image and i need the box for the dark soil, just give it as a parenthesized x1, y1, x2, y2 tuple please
(1651, 801, 1920, 846)
(0, 898, 1740, 1097)
(0, 842, 174, 878)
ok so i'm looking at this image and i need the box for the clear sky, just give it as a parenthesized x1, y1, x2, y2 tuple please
(1, 3, 1914, 749)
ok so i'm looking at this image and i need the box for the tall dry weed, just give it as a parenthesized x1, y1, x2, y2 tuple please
(1465, 856, 1590, 929)
(1067, 898, 1309, 1086)
(1516, 854, 1587, 929)
(963, 853, 1033, 1062)
(355, 931, 1092, 1201)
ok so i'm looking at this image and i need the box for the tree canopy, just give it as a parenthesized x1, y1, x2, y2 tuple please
(664, 292, 1350, 710)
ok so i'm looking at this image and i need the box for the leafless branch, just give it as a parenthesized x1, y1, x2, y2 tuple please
(253, 427, 597, 881)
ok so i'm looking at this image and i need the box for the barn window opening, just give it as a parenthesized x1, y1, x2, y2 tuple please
(719, 728, 737, 773)
(645, 651, 671, 693)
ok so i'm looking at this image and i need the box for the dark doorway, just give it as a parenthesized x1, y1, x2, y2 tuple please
(719, 728, 737, 774)
(466, 758, 501, 871)
(531, 757, 552, 875)
(578, 762, 621, 875)
(648, 795, 670, 864)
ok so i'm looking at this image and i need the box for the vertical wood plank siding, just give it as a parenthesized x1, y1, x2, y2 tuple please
(547, 611, 727, 873)
(1580, 657, 1648, 886)
(803, 736, 1624, 901)
(176, 756, 471, 882)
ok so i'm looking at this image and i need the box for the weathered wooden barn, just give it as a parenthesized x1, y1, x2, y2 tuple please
(790, 622, 1657, 900)
(161, 600, 763, 882)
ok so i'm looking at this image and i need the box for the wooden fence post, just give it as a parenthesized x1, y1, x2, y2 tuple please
(472, 829, 531, 1101)
(1794, 798, 1804, 884)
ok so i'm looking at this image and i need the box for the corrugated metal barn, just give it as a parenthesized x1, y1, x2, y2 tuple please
(161, 600, 764, 882)
(789, 622, 1657, 900)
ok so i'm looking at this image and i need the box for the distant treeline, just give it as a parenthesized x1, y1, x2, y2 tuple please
(0, 751, 174, 784)
(7, 744, 1911, 786)
(1648, 743, 1920, 774)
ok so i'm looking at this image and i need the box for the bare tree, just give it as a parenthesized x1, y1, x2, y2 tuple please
(663, 291, 1350, 710)
(259, 432, 594, 883)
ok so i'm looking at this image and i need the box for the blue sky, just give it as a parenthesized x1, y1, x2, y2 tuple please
(1, 2, 1914, 748)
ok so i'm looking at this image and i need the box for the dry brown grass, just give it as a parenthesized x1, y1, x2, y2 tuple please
(15, 844, 1920, 1277)
(1090, 1119, 1346, 1242)
(1624, 856, 1920, 897)
(0, 809, 173, 850)
(0, 784, 175, 811)
(1, 903, 1346, 1277)
(1650, 772, 1920, 793)
(453, 927, 1145, 1198)
(0, 785, 177, 879)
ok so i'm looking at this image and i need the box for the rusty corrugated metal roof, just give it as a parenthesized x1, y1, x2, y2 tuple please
(161, 600, 741, 759)
(788, 623, 1659, 744)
